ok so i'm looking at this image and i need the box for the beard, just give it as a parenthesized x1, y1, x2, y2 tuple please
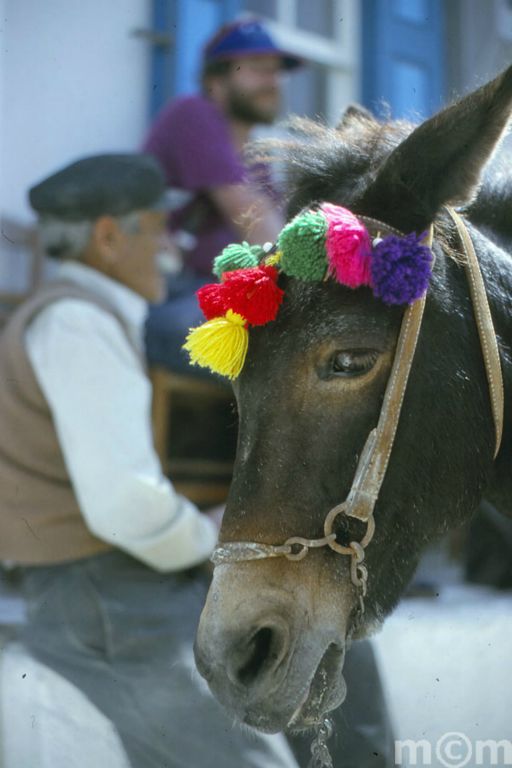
(226, 86, 279, 125)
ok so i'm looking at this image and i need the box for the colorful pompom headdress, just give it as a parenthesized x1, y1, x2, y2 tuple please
(183, 203, 434, 379)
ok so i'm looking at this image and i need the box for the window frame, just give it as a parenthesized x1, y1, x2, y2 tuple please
(253, 0, 360, 124)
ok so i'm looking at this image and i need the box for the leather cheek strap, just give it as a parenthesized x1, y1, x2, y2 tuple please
(340, 225, 432, 524)
(446, 206, 504, 459)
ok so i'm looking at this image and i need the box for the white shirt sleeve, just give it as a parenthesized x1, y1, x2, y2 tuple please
(25, 299, 217, 572)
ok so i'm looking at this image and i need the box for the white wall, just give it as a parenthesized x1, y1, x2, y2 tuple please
(0, 0, 150, 244)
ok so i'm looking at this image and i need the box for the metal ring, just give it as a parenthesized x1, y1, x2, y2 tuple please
(348, 513, 376, 549)
(324, 503, 376, 555)
(324, 503, 354, 555)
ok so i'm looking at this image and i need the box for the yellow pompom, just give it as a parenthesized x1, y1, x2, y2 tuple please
(183, 310, 249, 379)
(265, 250, 282, 267)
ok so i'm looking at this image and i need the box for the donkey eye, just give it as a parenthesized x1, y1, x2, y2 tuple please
(330, 350, 378, 377)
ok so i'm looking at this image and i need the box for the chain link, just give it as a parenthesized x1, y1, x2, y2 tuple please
(308, 717, 334, 768)
(283, 533, 337, 561)
(211, 511, 374, 616)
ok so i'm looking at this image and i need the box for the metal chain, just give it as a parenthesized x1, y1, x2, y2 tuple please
(308, 717, 334, 768)
(211, 513, 374, 615)
(343, 540, 368, 621)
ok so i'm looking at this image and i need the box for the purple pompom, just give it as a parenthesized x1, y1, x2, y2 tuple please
(370, 232, 433, 305)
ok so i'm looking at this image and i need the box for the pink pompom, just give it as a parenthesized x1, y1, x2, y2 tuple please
(321, 203, 372, 288)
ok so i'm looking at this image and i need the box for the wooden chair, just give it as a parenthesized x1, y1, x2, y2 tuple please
(150, 368, 236, 508)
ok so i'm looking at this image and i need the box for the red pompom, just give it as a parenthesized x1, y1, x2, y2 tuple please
(222, 266, 283, 326)
(196, 282, 228, 320)
(196, 266, 283, 325)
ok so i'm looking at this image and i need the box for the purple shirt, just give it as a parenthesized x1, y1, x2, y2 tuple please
(143, 95, 266, 276)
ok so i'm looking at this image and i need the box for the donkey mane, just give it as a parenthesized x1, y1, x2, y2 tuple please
(250, 113, 414, 216)
(249, 110, 512, 254)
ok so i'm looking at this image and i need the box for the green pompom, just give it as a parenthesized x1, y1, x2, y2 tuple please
(213, 242, 261, 278)
(278, 211, 328, 281)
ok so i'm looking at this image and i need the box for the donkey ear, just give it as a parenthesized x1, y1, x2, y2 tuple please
(360, 65, 512, 232)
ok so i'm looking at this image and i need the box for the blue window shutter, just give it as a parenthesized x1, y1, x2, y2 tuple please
(149, 0, 242, 119)
(362, 0, 445, 120)
(149, 0, 176, 120)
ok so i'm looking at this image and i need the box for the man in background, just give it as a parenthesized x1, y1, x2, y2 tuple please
(143, 16, 301, 373)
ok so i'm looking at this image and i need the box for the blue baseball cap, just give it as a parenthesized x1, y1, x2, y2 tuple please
(203, 18, 302, 70)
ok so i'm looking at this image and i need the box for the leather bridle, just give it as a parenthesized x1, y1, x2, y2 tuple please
(211, 207, 504, 620)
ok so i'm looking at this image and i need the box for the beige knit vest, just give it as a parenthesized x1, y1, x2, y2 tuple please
(0, 280, 142, 565)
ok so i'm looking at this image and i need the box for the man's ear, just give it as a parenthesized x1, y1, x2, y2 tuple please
(91, 216, 123, 264)
(359, 64, 512, 232)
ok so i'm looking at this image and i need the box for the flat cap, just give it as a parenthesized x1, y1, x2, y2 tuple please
(29, 153, 167, 221)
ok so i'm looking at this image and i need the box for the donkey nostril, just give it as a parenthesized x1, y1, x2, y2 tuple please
(235, 627, 275, 686)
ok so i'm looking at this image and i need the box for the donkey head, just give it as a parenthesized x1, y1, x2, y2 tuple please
(195, 66, 512, 733)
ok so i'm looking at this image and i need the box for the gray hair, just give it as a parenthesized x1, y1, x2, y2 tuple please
(38, 211, 140, 260)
